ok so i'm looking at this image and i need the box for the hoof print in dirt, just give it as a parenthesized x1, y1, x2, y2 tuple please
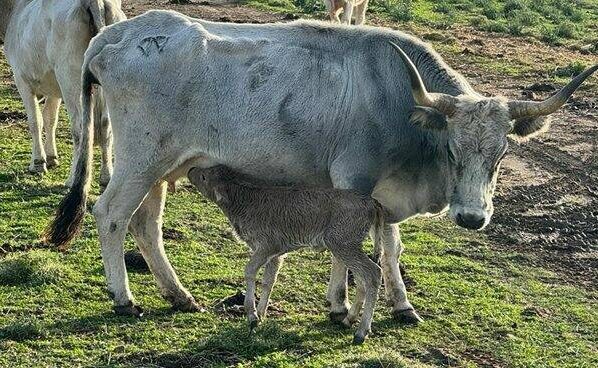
(393, 308, 423, 324)
(124, 250, 150, 273)
(114, 303, 144, 318)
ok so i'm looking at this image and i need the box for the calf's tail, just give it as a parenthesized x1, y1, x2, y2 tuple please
(43, 69, 97, 249)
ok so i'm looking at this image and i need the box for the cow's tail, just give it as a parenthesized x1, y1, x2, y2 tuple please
(44, 69, 97, 249)
(84, 0, 126, 35)
(84, 0, 106, 34)
(372, 201, 386, 264)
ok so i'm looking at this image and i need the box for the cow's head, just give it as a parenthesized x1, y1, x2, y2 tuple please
(390, 43, 597, 230)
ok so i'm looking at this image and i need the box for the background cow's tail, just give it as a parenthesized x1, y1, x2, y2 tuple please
(84, 0, 126, 35)
(44, 69, 97, 249)
(372, 202, 386, 264)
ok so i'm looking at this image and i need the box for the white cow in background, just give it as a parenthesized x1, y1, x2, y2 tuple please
(324, 0, 369, 25)
(0, 0, 125, 186)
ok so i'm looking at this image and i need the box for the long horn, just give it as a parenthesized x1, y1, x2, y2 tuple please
(389, 41, 457, 116)
(508, 64, 598, 120)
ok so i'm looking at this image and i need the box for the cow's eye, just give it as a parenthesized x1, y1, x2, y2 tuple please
(200, 174, 206, 181)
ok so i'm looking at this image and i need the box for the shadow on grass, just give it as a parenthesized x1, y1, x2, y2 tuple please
(115, 322, 306, 367)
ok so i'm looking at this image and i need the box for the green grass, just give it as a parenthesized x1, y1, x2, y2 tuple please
(248, 0, 598, 46)
(1, 52, 597, 367)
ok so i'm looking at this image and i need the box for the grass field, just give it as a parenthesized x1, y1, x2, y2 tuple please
(1, 1, 597, 367)
(250, 0, 598, 46)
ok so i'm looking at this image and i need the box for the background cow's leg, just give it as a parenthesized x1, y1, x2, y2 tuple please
(381, 223, 422, 323)
(341, 2, 354, 25)
(14, 76, 46, 174)
(42, 96, 61, 169)
(55, 69, 83, 187)
(128, 181, 201, 312)
(354, 0, 369, 25)
(257, 254, 285, 319)
(324, 0, 342, 23)
(93, 171, 157, 316)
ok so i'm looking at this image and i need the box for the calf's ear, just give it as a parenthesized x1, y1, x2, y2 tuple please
(510, 116, 551, 140)
(410, 106, 447, 130)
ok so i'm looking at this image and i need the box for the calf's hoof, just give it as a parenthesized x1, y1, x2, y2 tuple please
(46, 156, 59, 169)
(113, 303, 144, 318)
(392, 308, 423, 324)
(352, 333, 367, 345)
(328, 308, 349, 324)
(248, 318, 259, 331)
(28, 160, 47, 175)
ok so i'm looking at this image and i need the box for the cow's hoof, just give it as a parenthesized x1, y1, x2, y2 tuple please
(329, 308, 349, 324)
(171, 298, 205, 313)
(352, 333, 366, 345)
(113, 303, 144, 318)
(392, 308, 423, 324)
(29, 160, 47, 174)
(46, 156, 59, 169)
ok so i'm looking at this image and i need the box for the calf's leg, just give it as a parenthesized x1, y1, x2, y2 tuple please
(128, 181, 200, 312)
(341, 2, 354, 24)
(331, 245, 381, 344)
(14, 76, 46, 173)
(257, 254, 285, 319)
(42, 97, 61, 168)
(244, 247, 271, 330)
(326, 256, 350, 322)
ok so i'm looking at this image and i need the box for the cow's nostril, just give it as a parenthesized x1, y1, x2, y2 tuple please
(455, 212, 485, 230)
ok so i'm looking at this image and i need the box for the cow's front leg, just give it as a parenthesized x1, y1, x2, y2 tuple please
(128, 181, 201, 312)
(381, 223, 422, 323)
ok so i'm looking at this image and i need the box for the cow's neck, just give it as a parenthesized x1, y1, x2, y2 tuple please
(0, 0, 17, 42)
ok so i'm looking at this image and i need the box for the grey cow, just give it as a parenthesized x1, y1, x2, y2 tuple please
(188, 165, 385, 344)
(45, 11, 597, 325)
(0, 0, 125, 185)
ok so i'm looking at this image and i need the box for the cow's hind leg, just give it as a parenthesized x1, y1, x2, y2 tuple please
(14, 76, 46, 174)
(257, 254, 285, 319)
(381, 224, 422, 323)
(128, 182, 201, 312)
(42, 97, 61, 169)
(93, 171, 158, 316)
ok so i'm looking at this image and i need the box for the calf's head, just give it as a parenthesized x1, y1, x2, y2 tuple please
(188, 165, 236, 204)
(390, 43, 597, 230)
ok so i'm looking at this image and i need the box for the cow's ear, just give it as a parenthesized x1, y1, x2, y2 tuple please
(409, 106, 447, 130)
(510, 116, 551, 140)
